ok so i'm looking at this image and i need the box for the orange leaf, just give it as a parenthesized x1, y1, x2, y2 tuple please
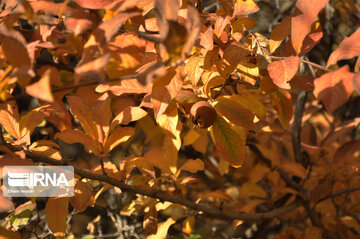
(200, 27, 214, 50)
(182, 216, 195, 235)
(179, 159, 204, 174)
(210, 116, 246, 167)
(70, 180, 92, 212)
(0, 227, 20, 239)
(313, 65, 354, 112)
(75, 53, 111, 82)
(233, 0, 259, 17)
(55, 129, 101, 155)
(291, 0, 328, 54)
(96, 79, 151, 96)
(214, 96, 255, 129)
(280, 162, 307, 179)
(26, 68, 54, 103)
(327, 28, 360, 67)
(0, 24, 34, 77)
(110, 106, 148, 131)
(271, 89, 293, 129)
(103, 127, 135, 153)
(67, 95, 99, 141)
(74, 0, 113, 9)
(151, 67, 183, 118)
(268, 56, 301, 89)
(0, 104, 20, 139)
(147, 217, 176, 239)
(91, 93, 112, 143)
(270, 16, 291, 53)
(45, 197, 68, 238)
(214, 16, 231, 38)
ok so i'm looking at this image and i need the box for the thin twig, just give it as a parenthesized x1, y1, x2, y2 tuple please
(0, 141, 303, 221)
(292, 90, 307, 165)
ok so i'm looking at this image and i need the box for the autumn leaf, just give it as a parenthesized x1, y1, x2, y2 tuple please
(313, 65, 354, 112)
(214, 96, 255, 129)
(0, 24, 34, 77)
(178, 158, 205, 174)
(210, 116, 246, 167)
(280, 162, 307, 179)
(46, 197, 68, 238)
(75, 53, 111, 82)
(268, 56, 301, 89)
(144, 206, 158, 234)
(185, 55, 205, 86)
(67, 96, 99, 141)
(0, 104, 21, 139)
(110, 106, 148, 130)
(270, 16, 291, 53)
(271, 89, 293, 129)
(327, 28, 360, 67)
(26, 68, 55, 103)
(200, 27, 214, 50)
(291, 0, 328, 54)
(147, 217, 177, 239)
(233, 0, 259, 17)
(103, 127, 135, 153)
(70, 180, 92, 212)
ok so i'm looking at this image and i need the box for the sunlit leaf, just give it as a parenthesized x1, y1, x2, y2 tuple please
(233, 0, 259, 16)
(291, 0, 328, 54)
(327, 28, 360, 67)
(210, 116, 246, 167)
(147, 217, 176, 239)
(103, 127, 134, 153)
(26, 68, 54, 103)
(268, 56, 301, 89)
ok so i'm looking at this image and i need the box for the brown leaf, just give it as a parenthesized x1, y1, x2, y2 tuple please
(280, 162, 307, 179)
(268, 56, 301, 89)
(327, 28, 360, 67)
(70, 180, 92, 212)
(143, 206, 158, 234)
(271, 89, 293, 129)
(45, 197, 68, 238)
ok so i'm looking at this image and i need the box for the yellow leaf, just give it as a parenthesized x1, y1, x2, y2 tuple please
(147, 217, 176, 239)
(156, 101, 181, 139)
(238, 182, 267, 198)
(185, 55, 205, 85)
(110, 106, 148, 131)
(45, 197, 68, 238)
(231, 94, 266, 121)
(236, 61, 259, 85)
(164, 135, 179, 174)
(183, 129, 200, 146)
(210, 116, 246, 167)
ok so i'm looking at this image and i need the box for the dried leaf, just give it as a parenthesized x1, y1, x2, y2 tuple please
(147, 217, 176, 239)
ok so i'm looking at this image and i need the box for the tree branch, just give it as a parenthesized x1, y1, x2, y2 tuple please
(292, 90, 307, 165)
(0, 141, 303, 221)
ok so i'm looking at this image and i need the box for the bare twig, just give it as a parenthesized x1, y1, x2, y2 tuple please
(292, 90, 307, 165)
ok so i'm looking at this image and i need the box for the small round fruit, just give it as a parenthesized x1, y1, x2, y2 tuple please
(190, 101, 217, 128)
